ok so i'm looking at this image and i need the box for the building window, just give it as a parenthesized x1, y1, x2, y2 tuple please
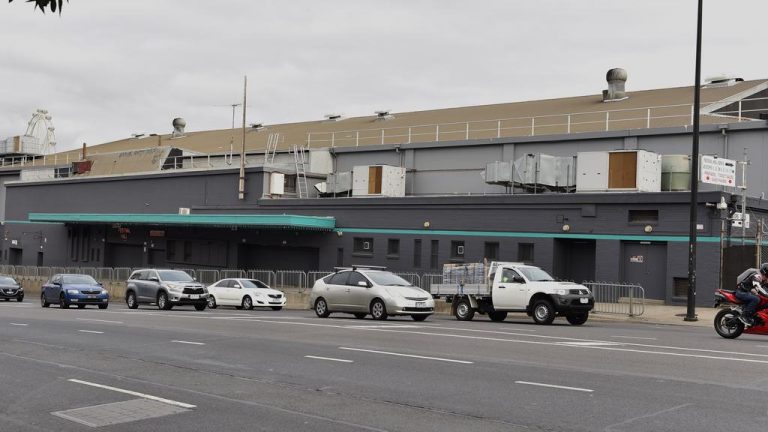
(167, 240, 177, 261)
(673, 277, 688, 298)
(284, 175, 297, 194)
(387, 239, 400, 258)
(353, 237, 374, 256)
(413, 239, 422, 268)
(430, 240, 439, 270)
(628, 209, 659, 224)
(484, 242, 499, 261)
(518, 243, 534, 263)
(183, 241, 192, 261)
(450, 241, 465, 261)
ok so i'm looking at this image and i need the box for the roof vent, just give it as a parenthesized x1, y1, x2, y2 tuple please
(704, 75, 744, 88)
(250, 123, 265, 131)
(171, 118, 186, 138)
(324, 113, 343, 121)
(375, 110, 394, 121)
(602, 68, 628, 102)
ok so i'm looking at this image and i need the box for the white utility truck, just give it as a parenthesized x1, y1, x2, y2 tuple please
(430, 262, 594, 325)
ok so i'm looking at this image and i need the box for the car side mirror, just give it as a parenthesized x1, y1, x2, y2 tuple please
(357, 281, 369, 287)
(53, 282, 61, 287)
(149, 277, 159, 282)
(233, 284, 241, 289)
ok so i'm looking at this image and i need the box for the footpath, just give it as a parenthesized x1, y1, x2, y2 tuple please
(589, 304, 717, 328)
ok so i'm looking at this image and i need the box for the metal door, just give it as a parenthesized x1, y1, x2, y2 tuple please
(621, 242, 667, 301)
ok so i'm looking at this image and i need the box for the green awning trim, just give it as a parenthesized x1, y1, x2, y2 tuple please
(28, 213, 336, 231)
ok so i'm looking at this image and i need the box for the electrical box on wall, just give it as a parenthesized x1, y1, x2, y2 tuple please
(352, 165, 406, 197)
(270, 172, 285, 195)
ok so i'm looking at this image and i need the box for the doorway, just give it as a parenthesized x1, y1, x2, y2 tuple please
(553, 239, 596, 283)
(9, 248, 22, 265)
(621, 242, 667, 301)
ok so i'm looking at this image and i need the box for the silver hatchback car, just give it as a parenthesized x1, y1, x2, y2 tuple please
(310, 266, 435, 321)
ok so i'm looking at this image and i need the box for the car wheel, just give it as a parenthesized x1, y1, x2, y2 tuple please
(59, 294, 69, 309)
(454, 299, 475, 321)
(411, 314, 429, 322)
(314, 298, 330, 318)
(16, 295, 23, 302)
(488, 311, 508, 322)
(242, 296, 253, 310)
(370, 299, 388, 321)
(77, 304, 86, 309)
(531, 299, 555, 325)
(207, 296, 217, 309)
(126, 291, 138, 309)
(157, 292, 172, 311)
(41, 293, 50, 308)
(566, 311, 589, 325)
(194, 303, 206, 311)
(98, 304, 108, 310)
(353, 313, 367, 319)
(270, 306, 283, 311)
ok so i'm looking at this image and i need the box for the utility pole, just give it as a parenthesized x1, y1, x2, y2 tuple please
(685, 0, 703, 322)
(238, 76, 248, 201)
(739, 149, 750, 245)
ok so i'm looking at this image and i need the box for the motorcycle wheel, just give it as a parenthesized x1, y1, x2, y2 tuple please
(714, 309, 744, 339)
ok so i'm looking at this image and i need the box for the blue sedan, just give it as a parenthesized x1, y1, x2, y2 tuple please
(41, 274, 109, 309)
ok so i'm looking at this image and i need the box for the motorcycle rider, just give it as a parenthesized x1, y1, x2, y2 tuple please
(735, 263, 768, 326)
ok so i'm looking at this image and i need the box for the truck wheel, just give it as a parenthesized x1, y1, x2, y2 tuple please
(454, 299, 475, 321)
(488, 311, 507, 322)
(566, 311, 589, 325)
(531, 299, 555, 325)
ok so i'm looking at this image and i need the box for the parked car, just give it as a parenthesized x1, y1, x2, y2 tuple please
(0, 275, 23, 302)
(125, 269, 208, 311)
(310, 266, 435, 321)
(41, 274, 109, 309)
(207, 278, 286, 310)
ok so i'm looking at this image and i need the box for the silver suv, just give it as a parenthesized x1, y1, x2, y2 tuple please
(125, 269, 208, 311)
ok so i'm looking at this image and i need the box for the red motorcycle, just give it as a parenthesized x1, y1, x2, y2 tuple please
(714, 287, 768, 338)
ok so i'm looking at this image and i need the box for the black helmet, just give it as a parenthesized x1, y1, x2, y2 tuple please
(760, 263, 768, 276)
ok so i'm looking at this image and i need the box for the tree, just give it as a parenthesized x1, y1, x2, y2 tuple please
(8, 0, 67, 14)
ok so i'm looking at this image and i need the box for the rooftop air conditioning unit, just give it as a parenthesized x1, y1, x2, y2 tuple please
(179, 207, 191, 215)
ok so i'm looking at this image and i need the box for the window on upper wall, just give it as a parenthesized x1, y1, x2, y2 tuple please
(353, 237, 374, 256)
(413, 239, 422, 268)
(166, 240, 177, 261)
(484, 242, 499, 261)
(430, 240, 439, 270)
(450, 241, 465, 261)
(284, 175, 297, 194)
(387, 239, 400, 258)
(628, 209, 659, 224)
(518, 243, 534, 263)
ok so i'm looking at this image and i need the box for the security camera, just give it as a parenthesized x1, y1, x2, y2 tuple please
(716, 197, 728, 210)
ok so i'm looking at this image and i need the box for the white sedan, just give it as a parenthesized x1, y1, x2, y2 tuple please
(207, 278, 286, 310)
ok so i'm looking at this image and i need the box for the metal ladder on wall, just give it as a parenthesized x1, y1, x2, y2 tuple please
(293, 145, 309, 198)
(264, 133, 281, 165)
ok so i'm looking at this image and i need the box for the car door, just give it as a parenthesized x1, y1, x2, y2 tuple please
(222, 280, 238, 305)
(44, 275, 59, 302)
(323, 272, 349, 310)
(209, 280, 227, 305)
(138, 270, 157, 302)
(346, 271, 372, 312)
(50, 275, 64, 302)
(492, 268, 528, 309)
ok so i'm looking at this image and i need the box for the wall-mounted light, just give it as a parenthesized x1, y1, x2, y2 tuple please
(562, 224, 571, 232)
(644, 225, 653, 233)
(423, 221, 431, 229)
(336, 231, 343, 237)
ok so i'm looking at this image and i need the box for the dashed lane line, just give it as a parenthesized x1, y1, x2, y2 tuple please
(515, 381, 594, 393)
(304, 355, 354, 363)
(339, 347, 474, 364)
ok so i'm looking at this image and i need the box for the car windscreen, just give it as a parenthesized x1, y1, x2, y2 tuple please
(62, 275, 98, 285)
(518, 267, 554, 282)
(241, 279, 269, 288)
(365, 272, 412, 287)
(158, 270, 194, 282)
(0, 276, 16, 284)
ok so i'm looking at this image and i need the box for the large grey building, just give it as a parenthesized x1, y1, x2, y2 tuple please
(2, 70, 767, 305)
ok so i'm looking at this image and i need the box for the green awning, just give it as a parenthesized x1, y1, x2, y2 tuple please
(28, 213, 336, 231)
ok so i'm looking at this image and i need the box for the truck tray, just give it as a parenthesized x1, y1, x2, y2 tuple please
(430, 283, 490, 296)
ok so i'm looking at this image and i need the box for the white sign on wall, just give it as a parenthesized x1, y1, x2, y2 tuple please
(700, 155, 736, 187)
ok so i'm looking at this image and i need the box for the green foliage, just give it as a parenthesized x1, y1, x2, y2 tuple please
(8, 0, 67, 14)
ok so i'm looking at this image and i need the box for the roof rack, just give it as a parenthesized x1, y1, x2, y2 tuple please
(332, 265, 387, 272)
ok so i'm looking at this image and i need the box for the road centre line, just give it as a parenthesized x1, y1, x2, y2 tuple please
(304, 355, 354, 363)
(76, 318, 123, 324)
(171, 340, 206, 345)
(9, 323, 28, 326)
(68, 379, 196, 409)
(339, 347, 473, 364)
(515, 381, 594, 393)
(78, 330, 104, 334)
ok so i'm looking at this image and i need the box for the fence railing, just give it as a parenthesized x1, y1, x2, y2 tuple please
(584, 282, 645, 316)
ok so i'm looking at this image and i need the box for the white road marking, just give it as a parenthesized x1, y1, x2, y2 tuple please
(515, 381, 594, 393)
(611, 336, 658, 341)
(339, 347, 473, 364)
(9, 323, 28, 326)
(304, 355, 354, 363)
(78, 330, 104, 334)
(171, 340, 205, 345)
(67, 379, 196, 409)
(76, 318, 123, 324)
(345, 325, 420, 329)
(558, 341, 623, 347)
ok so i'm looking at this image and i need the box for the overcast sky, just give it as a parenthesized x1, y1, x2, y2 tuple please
(1, 0, 766, 152)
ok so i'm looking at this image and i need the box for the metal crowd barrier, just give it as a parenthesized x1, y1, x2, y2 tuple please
(583, 282, 645, 317)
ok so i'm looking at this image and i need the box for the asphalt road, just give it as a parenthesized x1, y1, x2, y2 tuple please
(0, 300, 765, 432)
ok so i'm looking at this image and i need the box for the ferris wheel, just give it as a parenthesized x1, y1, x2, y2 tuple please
(24, 109, 57, 154)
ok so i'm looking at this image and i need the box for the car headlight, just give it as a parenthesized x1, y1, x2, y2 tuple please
(67, 289, 79, 294)
(163, 283, 182, 292)
(554, 288, 567, 295)
(101, 290, 108, 295)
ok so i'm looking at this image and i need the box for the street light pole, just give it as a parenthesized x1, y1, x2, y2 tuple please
(685, 0, 703, 322)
